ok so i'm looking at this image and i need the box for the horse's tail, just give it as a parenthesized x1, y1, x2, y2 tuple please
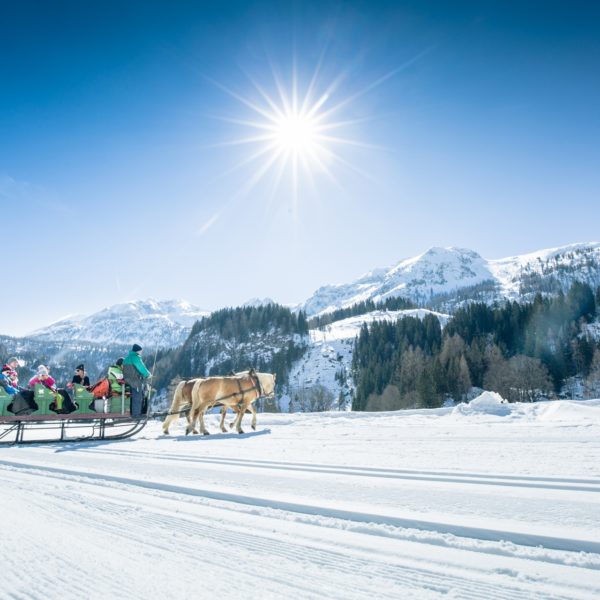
(162, 380, 188, 434)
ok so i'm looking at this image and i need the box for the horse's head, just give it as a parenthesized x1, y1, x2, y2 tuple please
(257, 372, 276, 398)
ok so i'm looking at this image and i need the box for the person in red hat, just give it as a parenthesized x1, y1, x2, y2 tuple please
(2, 357, 21, 389)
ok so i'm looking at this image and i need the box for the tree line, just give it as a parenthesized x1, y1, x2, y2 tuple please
(308, 296, 416, 329)
(352, 282, 600, 411)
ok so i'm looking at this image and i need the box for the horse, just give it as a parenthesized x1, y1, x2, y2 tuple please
(187, 369, 276, 435)
(162, 378, 204, 435)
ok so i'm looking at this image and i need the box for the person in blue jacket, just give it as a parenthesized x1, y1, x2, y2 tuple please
(122, 344, 151, 417)
(0, 365, 19, 395)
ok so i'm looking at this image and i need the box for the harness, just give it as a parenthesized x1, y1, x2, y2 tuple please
(225, 374, 263, 408)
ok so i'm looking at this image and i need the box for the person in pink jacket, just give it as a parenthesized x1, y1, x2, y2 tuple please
(28, 365, 76, 413)
(28, 365, 57, 392)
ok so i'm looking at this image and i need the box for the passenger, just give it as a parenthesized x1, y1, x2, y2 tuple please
(28, 365, 75, 414)
(67, 364, 91, 390)
(107, 358, 125, 395)
(4, 359, 33, 414)
(3, 357, 22, 389)
(122, 344, 151, 417)
(29, 365, 58, 392)
(0, 365, 19, 395)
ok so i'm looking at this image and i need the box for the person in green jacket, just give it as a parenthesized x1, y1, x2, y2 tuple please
(107, 357, 125, 395)
(122, 344, 151, 417)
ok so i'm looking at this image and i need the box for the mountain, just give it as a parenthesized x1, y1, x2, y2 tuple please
(242, 297, 277, 308)
(302, 243, 600, 316)
(27, 299, 209, 348)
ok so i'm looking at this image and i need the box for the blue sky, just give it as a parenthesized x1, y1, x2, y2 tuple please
(1, 0, 599, 336)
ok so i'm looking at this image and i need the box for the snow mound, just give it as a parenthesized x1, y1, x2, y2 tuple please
(452, 391, 511, 417)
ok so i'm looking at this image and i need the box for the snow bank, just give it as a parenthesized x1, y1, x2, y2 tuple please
(535, 398, 600, 424)
(452, 391, 511, 417)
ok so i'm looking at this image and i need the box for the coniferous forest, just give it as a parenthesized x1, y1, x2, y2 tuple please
(152, 303, 309, 391)
(308, 296, 416, 329)
(352, 282, 600, 411)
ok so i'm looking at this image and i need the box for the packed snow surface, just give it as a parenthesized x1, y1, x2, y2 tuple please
(2, 399, 600, 599)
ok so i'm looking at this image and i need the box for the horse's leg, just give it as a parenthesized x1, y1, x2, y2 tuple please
(189, 404, 198, 434)
(219, 406, 228, 433)
(163, 381, 185, 434)
(186, 402, 200, 435)
(185, 405, 195, 435)
(249, 403, 257, 430)
(229, 405, 240, 429)
(188, 380, 204, 435)
(234, 401, 250, 434)
(199, 405, 211, 435)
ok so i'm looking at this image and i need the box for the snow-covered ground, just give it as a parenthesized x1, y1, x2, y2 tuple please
(1, 396, 600, 599)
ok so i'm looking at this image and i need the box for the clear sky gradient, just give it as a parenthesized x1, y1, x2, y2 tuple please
(1, 0, 599, 336)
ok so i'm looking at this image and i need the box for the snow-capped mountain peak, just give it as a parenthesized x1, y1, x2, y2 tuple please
(302, 243, 600, 316)
(28, 298, 210, 348)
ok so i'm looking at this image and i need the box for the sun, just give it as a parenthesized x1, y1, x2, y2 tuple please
(211, 49, 432, 210)
(272, 112, 319, 155)
(212, 66, 365, 204)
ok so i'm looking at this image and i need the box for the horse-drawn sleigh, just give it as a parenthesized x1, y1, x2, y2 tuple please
(0, 369, 276, 445)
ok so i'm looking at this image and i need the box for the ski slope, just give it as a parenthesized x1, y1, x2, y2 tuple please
(1, 397, 600, 599)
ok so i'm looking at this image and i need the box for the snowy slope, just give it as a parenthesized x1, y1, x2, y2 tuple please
(489, 241, 600, 297)
(281, 309, 450, 411)
(302, 242, 600, 316)
(27, 299, 209, 348)
(1, 397, 599, 599)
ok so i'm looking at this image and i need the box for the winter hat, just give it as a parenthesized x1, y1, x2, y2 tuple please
(37, 365, 49, 376)
(76, 364, 84, 371)
(132, 344, 142, 353)
(116, 357, 124, 367)
(1, 364, 11, 373)
(7, 357, 19, 366)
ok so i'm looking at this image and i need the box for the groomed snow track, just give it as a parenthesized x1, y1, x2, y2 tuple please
(1, 405, 599, 599)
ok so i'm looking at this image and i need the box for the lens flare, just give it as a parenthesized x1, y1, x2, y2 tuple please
(212, 48, 433, 213)
(211, 67, 369, 210)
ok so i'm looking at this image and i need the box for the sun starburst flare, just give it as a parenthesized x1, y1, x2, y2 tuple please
(211, 67, 377, 211)
(210, 49, 433, 214)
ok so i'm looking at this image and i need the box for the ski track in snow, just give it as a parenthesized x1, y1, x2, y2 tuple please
(1, 404, 600, 599)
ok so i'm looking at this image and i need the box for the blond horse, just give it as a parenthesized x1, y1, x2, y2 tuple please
(187, 370, 276, 435)
(162, 378, 203, 435)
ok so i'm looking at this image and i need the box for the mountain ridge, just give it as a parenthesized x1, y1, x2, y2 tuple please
(22, 242, 600, 346)
(302, 242, 600, 316)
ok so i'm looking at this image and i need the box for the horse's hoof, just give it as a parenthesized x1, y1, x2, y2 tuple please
(251, 425, 256, 431)
(163, 431, 169, 435)
(203, 431, 210, 436)
(238, 430, 244, 435)
(193, 429, 198, 434)
(185, 430, 191, 436)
